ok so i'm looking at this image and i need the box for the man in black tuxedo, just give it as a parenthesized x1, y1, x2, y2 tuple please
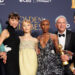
(55, 15, 75, 75)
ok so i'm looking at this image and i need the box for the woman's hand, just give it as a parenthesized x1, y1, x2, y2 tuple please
(37, 49, 40, 54)
(61, 54, 69, 62)
(0, 52, 7, 64)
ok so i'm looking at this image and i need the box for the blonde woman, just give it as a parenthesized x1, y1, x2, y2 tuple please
(19, 20, 38, 75)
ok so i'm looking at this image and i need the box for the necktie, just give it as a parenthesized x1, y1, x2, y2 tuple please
(58, 34, 65, 37)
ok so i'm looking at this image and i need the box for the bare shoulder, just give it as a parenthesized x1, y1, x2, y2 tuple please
(19, 36, 25, 41)
(2, 29, 9, 34)
(1, 29, 9, 38)
(37, 35, 41, 40)
(50, 33, 58, 40)
(19, 36, 22, 39)
(33, 37, 38, 43)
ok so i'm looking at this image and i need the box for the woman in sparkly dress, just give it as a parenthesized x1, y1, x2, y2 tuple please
(37, 20, 64, 75)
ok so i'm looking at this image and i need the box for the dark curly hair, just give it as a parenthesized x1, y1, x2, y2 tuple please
(8, 12, 20, 20)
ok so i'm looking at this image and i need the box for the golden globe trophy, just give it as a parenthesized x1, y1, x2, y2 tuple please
(58, 44, 69, 65)
(69, 54, 75, 72)
(71, 0, 75, 9)
(70, 63, 74, 72)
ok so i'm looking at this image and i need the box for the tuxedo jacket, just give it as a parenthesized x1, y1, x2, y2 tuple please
(56, 30, 75, 63)
(56, 30, 75, 52)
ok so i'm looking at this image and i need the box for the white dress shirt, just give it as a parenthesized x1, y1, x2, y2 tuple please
(58, 30, 66, 50)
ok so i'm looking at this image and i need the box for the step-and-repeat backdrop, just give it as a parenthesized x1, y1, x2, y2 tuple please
(0, 0, 75, 36)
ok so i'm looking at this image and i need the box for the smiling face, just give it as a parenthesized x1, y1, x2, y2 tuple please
(56, 17, 67, 33)
(9, 18, 19, 28)
(8, 12, 20, 28)
(22, 20, 32, 33)
(40, 20, 50, 33)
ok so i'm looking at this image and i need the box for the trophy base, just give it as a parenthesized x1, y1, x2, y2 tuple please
(63, 61, 69, 65)
(70, 63, 75, 72)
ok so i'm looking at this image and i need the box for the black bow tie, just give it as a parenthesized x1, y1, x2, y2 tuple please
(58, 34, 65, 37)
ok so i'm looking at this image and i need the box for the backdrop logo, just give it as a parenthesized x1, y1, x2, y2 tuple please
(0, 0, 4, 3)
(71, 0, 75, 9)
(19, 0, 31, 2)
(0, 0, 5, 5)
(36, 0, 51, 3)
(67, 24, 70, 28)
(18, 16, 46, 30)
(19, 0, 51, 3)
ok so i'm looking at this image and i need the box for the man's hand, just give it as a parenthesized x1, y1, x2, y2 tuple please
(64, 50, 73, 56)
(73, 69, 75, 75)
(61, 54, 69, 62)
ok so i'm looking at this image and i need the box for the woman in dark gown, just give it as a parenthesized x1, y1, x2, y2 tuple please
(37, 20, 64, 75)
(0, 12, 20, 75)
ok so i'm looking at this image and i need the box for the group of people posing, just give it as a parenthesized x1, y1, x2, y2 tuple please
(0, 12, 75, 75)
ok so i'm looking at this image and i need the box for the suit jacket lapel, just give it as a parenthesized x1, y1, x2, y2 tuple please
(65, 30, 71, 50)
